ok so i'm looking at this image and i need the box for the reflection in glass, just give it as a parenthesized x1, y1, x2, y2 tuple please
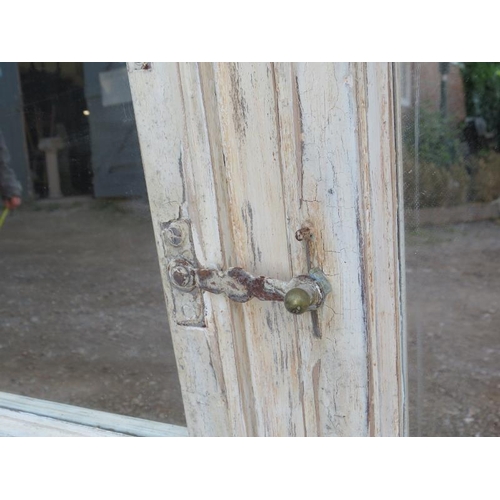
(0, 62, 185, 426)
(403, 62, 499, 436)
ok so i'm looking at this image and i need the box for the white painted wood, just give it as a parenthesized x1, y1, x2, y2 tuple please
(128, 62, 406, 436)
(0, 392, 188, 437)
(127, 63, 237, 436)
(394, 62, 409, 436)
(0, 408, 127, 437)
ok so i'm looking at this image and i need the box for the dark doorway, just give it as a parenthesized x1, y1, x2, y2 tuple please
(19, 62, 93, 198)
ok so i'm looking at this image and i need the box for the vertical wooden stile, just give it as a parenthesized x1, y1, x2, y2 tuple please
(128, 62, 407, 436)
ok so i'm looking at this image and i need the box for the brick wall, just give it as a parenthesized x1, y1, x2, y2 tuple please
(416, 62, 467, 124)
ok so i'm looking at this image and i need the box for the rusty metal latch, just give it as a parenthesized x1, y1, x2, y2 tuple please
(168, 259, 331, 315)
(161, 218, 331, 325)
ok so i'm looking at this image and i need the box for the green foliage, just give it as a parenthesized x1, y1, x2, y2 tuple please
(403, 107, 465, 169)
(403, 151, 470, 209)
(403, 108, 470, 209)
(403, 65, 500, 210)
(469, 150, 500, 202)
(461, 62, 500, 116)
(461, 62, 500, 147)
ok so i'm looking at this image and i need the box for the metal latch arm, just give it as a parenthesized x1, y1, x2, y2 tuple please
(168, 258, 331, 315)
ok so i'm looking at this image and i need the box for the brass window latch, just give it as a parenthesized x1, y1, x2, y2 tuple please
(168, 258, 331, 315)
(161, 219, 331, 326)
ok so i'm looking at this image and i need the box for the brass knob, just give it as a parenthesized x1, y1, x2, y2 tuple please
(284, 287, 313, 315)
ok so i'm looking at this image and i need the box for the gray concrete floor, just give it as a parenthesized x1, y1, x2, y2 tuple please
(406, 222, 500, 436)
(0, 199, 185, 426)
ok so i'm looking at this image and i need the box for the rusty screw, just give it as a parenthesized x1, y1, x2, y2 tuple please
(169, 263, 195, 290)
(165, 223, 184, 247)
(295, 227, 312, 242)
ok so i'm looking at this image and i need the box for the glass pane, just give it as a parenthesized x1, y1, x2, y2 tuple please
(0, 62, 185, 426)
(402, 62, 499, 436)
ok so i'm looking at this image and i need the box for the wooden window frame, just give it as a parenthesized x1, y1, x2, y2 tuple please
(1, 63, 406, 437)
(0, 391, 187, 437)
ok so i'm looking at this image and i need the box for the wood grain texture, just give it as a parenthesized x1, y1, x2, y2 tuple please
(128, 63, 235, 436)
(128, 62, 406, 436)
(0, 408, 127, 437)
(0, 391, 188, 437)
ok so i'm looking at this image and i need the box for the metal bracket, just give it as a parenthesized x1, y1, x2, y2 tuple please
(161, 219, 205, 327)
